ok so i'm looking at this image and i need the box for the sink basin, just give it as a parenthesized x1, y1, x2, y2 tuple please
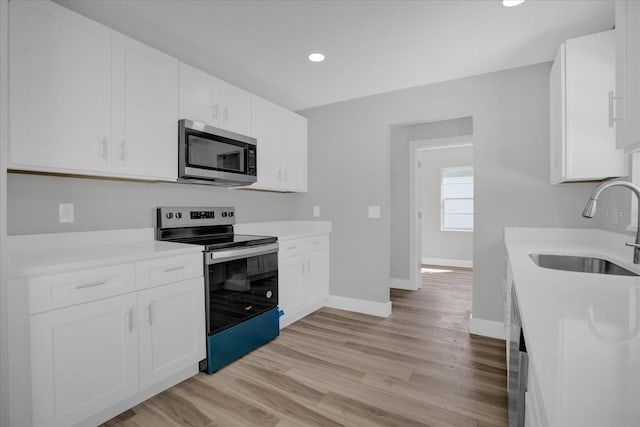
(529, 254, 639, 276)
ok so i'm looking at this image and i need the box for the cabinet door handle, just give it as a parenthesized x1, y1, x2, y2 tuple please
(146, 303, 153, 326)
(164, 265, 185, 273)
(99, 138, 108, 159)
(284, 170, 288, 182)
(126, 308, 134, 333)
(223, 107, 229, 123)
(212, 104, 219, 119)
(301, 263, 305, 275)
(75, 280, 106, 290)
(244, 305, 253, 311)
(609, 90, 623, 128)
(120, 140, 127, 161)
(307, 261, 311, 273)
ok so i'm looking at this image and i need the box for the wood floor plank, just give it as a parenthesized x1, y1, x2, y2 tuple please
(102, 265, 507, 427)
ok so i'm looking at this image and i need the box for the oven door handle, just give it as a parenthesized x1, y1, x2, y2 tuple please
(206, 242, 279, 265)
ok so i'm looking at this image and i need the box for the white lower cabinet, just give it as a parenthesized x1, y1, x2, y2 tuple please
(278, 235, 329, 327)
(26, 253, 204, 427)
(30, 294, 139, 427)
(137, 278, 205, 389)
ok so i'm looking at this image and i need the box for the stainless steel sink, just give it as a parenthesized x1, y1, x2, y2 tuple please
(529, 254, 639, 276)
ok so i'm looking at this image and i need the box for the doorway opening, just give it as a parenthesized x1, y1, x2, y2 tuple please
(408, 135, 474, 290)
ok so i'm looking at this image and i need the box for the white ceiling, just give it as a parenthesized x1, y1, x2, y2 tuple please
(56, 0, 614, 111)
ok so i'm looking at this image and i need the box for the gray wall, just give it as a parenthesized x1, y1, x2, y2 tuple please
(7, 173, 299, 235)
(421, 146, 473, 262)
(390, 117, 473, 279)
(295, 62, 600, 324)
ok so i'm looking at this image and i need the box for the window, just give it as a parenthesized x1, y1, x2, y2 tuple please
(441, 166, 474, 231)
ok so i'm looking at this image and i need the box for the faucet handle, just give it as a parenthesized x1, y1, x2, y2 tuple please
(625, 242, 640, 248)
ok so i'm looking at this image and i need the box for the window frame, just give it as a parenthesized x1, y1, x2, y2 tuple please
(440, 166, 474, 232)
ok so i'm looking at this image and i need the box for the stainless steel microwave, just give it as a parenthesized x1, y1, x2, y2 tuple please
(178, 119, 257, 186)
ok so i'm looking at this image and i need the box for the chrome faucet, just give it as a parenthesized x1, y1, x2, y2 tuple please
(582, 179, 640, 264)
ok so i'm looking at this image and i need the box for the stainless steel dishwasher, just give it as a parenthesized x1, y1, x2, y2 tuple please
(508, 286, 528, 427)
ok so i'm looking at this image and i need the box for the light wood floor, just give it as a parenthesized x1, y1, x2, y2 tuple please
(104, 266, 507, 427)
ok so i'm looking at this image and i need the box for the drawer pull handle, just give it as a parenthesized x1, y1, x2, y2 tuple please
(164, 266, 185, 273)
(75, 281, 107, 289)
(312, 241, 321, 245)
(245, 305, 253, 311)
(287, 246, 297, 250)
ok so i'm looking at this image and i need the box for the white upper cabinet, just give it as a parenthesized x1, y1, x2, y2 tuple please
(179, 62, 252, 136)
(251, 95, 308, 192)
(9, 0, 112, 173)
(111, 32, 179, 180)
(179, 63, 221, 128)
(219, 81, 252, 135)
(549, 30, 627, 183)
(615, 0, 640, 153)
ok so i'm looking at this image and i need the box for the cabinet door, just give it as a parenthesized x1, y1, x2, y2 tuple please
(9, 0, 111, 173)
(278, 255, 306, 325)
(137, 278, 205, 389)
(565, 30, 625, 180)
(31, 294, 138, 427)
(304, 250, 329, 307)
(112, 32, 179, 181)
(281, 111, 308, 192)
(179, 62, 220, 127)
(616, 1, 640, 152)
(219, 81, 252, 136)
(251, 95, 284, 189)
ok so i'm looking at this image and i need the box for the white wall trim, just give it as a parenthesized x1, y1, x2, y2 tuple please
(469, 315, 505, 340)
(422, 257, 473, 269)
(390, 277, 417, 290)
(408, 135, 473, 291)
(326, 295, 392, 318)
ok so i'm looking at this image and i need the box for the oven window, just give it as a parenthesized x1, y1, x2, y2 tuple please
(187, 132, 246, 173)
(207, 252, 278, 334)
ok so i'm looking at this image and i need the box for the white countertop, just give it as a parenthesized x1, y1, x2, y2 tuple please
(504, 227, 640, 427)
(235, 220, 331, 240)
(8, 228, 203, 278)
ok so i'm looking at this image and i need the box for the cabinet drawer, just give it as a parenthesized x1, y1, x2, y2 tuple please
(29, 264, 136, 314)
(279, 235, 329, 259)
(135, 253, 202, 290)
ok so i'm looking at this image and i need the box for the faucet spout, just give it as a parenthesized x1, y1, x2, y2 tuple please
(582, 179, 640, 264)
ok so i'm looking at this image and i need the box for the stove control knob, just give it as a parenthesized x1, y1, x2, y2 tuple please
(166, 212, 174, 219)
(222, 212, 228, 217)
(266, 290, 273, 299)
(229, 211, 234, 217)
(176, 212, 182, 219)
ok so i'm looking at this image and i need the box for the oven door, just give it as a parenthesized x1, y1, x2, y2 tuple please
(204, 243, 278, 335)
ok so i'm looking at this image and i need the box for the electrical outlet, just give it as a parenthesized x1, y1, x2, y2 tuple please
(368, 206, 381, 219)
(313, 206, 320, 217)
(58, 203, 74, 223)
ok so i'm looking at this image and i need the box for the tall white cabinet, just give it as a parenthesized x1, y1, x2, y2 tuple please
(9, 0, 112, 173)
(251, 95, 308, 192)
(111, 33, 179, 180)
(615, 0, 640, 153)
(549, 30, 627, 183)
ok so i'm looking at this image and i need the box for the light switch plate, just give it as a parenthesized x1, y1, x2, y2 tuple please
(368, 205, 381, 219)
(59, 203, 74, 223)
(313, 206, 320, 217)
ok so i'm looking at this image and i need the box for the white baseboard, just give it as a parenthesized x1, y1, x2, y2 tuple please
(326, 295, 392, 318)
(469, 315, 505, 340)
(422, 257, 473, 268)
(390, 277, 416, 290)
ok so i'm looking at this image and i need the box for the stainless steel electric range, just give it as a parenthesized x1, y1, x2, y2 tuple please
(156, 206, 279, 374)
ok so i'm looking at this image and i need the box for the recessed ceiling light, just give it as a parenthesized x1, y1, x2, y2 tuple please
(308, 53, 325, 63)
(501, 0, 525, 7)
